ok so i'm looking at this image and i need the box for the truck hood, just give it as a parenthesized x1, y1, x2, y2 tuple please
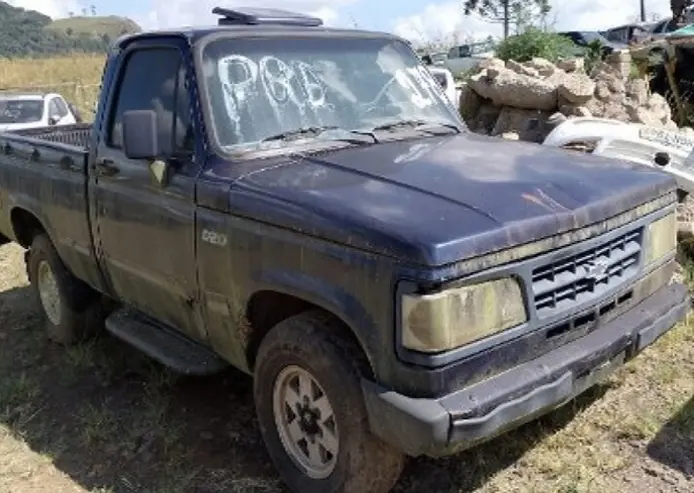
(226, 132, 675, 266)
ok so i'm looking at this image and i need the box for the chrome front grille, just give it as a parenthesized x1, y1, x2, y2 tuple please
(532, 227, 643, 316)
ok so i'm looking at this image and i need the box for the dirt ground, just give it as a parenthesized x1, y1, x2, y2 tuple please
(0, 242, 692, 493)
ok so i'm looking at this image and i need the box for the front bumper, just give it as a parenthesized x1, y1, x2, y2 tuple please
(362, 282, 690, 457)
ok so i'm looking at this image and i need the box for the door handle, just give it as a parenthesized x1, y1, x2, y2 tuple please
(95, 159, 119, 177)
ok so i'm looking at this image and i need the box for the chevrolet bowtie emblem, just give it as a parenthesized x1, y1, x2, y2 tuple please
(584, 259, 610, 282)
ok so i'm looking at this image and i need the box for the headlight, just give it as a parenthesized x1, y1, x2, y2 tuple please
(645, 212, 676, 265)
(401, 277, 527, 353)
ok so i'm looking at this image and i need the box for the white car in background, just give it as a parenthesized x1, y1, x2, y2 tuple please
(444, 40, 496, 77)
(0, 92, 81, 133)
(427, 66, 459, 106)
(543, 116, 694, 196)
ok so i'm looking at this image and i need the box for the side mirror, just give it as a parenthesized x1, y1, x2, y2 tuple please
(48, 116, 59, 126)
(123, 109, 174, 187)
(123, 110, 159, 160)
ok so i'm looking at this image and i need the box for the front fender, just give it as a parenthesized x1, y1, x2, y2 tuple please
(253, 268, 379, 370)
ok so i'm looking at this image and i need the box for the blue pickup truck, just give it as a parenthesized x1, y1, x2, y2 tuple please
(0, 7, 688, 493)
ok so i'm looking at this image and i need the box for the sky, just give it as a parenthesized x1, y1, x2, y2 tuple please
(7, 0, 676, 45)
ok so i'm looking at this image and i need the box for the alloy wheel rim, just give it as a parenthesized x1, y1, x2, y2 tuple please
(272, 365, 340, 479)
(37, 260, 61, 325)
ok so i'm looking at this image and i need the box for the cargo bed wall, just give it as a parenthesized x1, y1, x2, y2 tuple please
(10, 123, 92, 150)
(0, 123, 104, 293)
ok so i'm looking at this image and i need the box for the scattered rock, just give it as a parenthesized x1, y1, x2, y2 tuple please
(486, 66, 504, 79)
(478, 57, 505, 71)
(608, 77, 626, 95)
(471, 102, 501, 134)
(631, 105, 664, 127)
(486, 70, 558, 110)
(461, 55, 680, 140)
(458, 83, 481, 124)
(648, 93, 672, 123)
(557, 73, 596, 105)
(595, 80, 614, 101)
(525, 57, 557, 76)
(560, 104, 592, 118)
(626, 78, 649, 105)
(602, 102, 630, 122)
(677, 193, 694, 236)
(506, 59, 539, 77)
(492, 107, 553, 141)
(557, 58, 585, 73)
(467, 69, 496, 101)
(606, 49, 632, 78)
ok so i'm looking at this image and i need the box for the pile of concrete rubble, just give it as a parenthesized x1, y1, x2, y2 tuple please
(458, 50, 688, 142)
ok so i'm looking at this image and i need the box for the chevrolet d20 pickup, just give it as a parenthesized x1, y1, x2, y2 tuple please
(0, 7, 688, 493)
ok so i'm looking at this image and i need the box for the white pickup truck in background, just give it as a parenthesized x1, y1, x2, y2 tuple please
(0, 92, 81, 132)
(443, 40, 496, 77)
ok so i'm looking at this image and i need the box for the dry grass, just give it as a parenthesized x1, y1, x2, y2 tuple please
(0, 54, 106, 119)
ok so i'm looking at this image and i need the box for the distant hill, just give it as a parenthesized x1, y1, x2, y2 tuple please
(0, 2, 141, 58)
(49, 15, 141, 39)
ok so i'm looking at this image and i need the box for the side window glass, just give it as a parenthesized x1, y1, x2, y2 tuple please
(49, 100, 61, 119)
(173, 64, 194, 154)
(53, 97, 69, 117)
(107, 47, 181, 154)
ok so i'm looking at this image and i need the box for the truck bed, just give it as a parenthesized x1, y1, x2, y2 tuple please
(0, 122, 100, 290)
(5, 123, 92, 150)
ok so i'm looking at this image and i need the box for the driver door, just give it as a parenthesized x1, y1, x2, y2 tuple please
(90, 38, 204, 342)
(46, 96, 71, 126)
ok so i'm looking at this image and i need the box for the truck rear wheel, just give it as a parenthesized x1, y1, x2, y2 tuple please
(253, 310, 404, 493)
(26, 233, 102, 345)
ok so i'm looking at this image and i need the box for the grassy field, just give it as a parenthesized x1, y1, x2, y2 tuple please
(0, 54, 105, 118)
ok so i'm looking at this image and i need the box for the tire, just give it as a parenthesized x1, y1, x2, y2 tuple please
(253, 310, 405, 493)
(26, 233, 102, 345)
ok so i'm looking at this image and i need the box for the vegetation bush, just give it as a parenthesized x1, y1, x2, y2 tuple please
(495, 28, 576, 63)
(0, 2, 138, 57)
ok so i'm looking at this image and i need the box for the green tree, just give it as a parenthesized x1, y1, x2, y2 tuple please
(463, 0, 551, 39)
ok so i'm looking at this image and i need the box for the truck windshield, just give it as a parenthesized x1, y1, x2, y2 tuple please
(0, 99, 44, 124)
(200, 36, 461, 154)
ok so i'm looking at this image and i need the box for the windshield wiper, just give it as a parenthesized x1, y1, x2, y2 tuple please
(262, 125, 377, 144)
(371, 119, 461, 134)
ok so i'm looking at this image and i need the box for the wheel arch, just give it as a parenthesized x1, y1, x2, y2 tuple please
(244, 288, 376, 379)
(10, 206, 49, 248)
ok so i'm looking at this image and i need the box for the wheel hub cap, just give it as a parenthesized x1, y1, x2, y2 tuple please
(273, 365, 339, 479)
(37, 260, 61, 326)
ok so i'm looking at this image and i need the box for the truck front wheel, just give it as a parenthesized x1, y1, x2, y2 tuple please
(26, 233, 102, 345)
(253, 310, 404, 493)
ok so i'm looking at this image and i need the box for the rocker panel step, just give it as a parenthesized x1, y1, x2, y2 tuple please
(105, 307, 228, 375)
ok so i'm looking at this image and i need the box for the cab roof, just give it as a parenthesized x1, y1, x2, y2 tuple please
(114, 6, 402, 49)
(0, 91, 47, 100)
